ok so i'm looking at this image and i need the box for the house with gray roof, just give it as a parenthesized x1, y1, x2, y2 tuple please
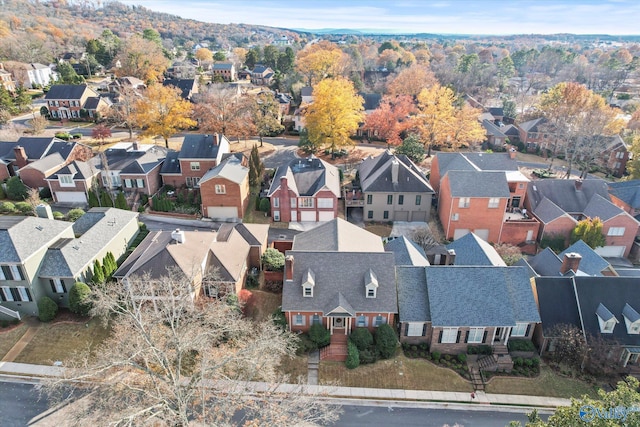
(445, 232, 506, 266)
(162, 78, 198, 101)
(518, 240, 616, 277)
(397, 265, 540, 355)
(0, 208, 139, 318)
(45, 157, 101, 204)
(211, 63, 236, 82)
(199, 154, 250, 220)
(99, 145, 167, 197)
(357, 150, 434, 222)
(384, 236, 430, 267)
(45, 84, 110, 120)
(267, 156, 340, 222)
(609, 180, 640, 221)
(526, 179, 640, 257)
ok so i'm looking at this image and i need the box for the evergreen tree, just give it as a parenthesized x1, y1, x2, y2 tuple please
(88, 190, 100, 208)
(115, 191, 129, 210)
(92, 259, 105, 284)
(249, 145, 264, 187)
(100, 190, 114, 207)
(102, 252, 117, 279)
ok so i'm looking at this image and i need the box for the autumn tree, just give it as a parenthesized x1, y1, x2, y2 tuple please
(412, 84, 457, 156)
(30, 115, 48, 135)
(114, 34, 169, 82)
(232, 47, 247, 66)
(448, 103, 485, 151)
(570, 217, 606, 249)
(251, 92, 284, 146)
(91, 124, 112, 150)
(132, 84, 196, 148)
(104, 86, 139, 140)
(195, 47, 213, 63)
(363, 95, 415, 146)
(494, 243, 523, 266)
(296, 40, 350, 85)
(386, 64, 437, 98)
(192, 85, 253, 138)
(42, 271, 340, 426)
(303, 77, 364, 153)
(626, 134, 640, 179)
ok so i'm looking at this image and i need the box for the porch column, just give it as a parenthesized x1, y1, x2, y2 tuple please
(623, 349, 631, 368)
(504, 327, 511, 346)
(330, 317, 333, 335)
(491, 328, 497, 344)
(346, 317, 350, 335)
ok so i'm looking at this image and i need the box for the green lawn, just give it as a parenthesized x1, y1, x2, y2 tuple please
(0, 323, 28, 360)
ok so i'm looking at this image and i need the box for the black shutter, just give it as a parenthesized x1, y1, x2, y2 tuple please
(61, 280, 67, 293)
(464, 331, 469, 343)
(2, 266, 12, 280)
(0, 289, 5, 302)
(50, 280, 56, 293)
(25, 288, 32, 301)
(525, 324, 531, 337)
(456, 330, 461, 343)
(10, 288, 19, 301)
(404, 323, 409, 336)
(422, 324, 427, 337)
(16, 266, 24, 280)
(482, 331, 488, 343)
(438, 331, 443, 343)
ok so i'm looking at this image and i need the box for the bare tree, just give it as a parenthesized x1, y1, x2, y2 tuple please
(42, 271, 340, 426)
(30, 115, 48, 135)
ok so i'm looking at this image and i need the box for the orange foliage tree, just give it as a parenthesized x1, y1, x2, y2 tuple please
(363, 95, 415, 146)
(296, 40, 350, 86)
(386, 64, 438, 98)
(114, 34, 168, 82)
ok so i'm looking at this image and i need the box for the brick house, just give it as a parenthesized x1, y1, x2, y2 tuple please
(211, 63, 236, 82)
(608, 180, 640, 221)
(526, 179, 640, 257)
(357, 150, 434, 222)
(250, 65, 275, 86)
(518, 240, 617, 277)
(0, 65, 16, 92)
(160, 134, 230, 189)
(199, 154, 250, 220)
(45, 158, 101, 204)
(162, 78, 198, 101)
(267, 156, 341, 222)
(397, 265, 540, 355)
(45, 84, 111, 120)
(601, 135, 629, 178)
(98, 144, 167, 196)
(517, 117, 551, 152)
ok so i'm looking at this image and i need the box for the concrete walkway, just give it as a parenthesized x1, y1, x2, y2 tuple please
(308, 350, 319, 385)
(1, 318, 40, 363)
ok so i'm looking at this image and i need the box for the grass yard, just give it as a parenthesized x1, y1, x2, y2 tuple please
(364, 223, 393, 237)
(243, 289, 282, 323)
(0, 323, 28, 360)
(13, 318, 111, 365)
(278, 355, 309, 384)
(320, 353, 473, 392)
(485, 365, 599, 399)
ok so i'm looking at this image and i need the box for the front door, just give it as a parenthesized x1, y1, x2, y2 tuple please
(494, 327, 503, 342)
(333, 317, 344, 329)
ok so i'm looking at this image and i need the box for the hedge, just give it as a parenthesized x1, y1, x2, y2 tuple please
(345, 341, 360, 369)
(375, 323, 398, 359)
(309, 323, 330, 348)
(38, 296, 58, 322)
(350, 327, 373, 352)
(69, 282, 92, 316)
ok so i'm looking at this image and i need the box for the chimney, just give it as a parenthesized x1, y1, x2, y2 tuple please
(36, 204, 53, 220)
(391, 159, 399, 184)
(13, 146, 27, 168)
(285, 255, 294, 281)
(132, 141, 140, 151)
(560, 252, 582, 275)
(445, 249, 456, 266)
(171, 228, 186, 244)
(575, 179, 583, 191)
(509, 146, 517, 159)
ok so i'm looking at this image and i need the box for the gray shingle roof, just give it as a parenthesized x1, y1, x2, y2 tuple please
(426, 266, 540, 327)
(482, 119, 506, 138)
(178, 134, 228, 159)
(527, 178, 612, 214)
(530, 197, 570, 224)
(267, 156, 340, 198)
(20, 152, 65, 173)
(281, 251, 397, 314)
(46, 157, 100, 180)
(518, 117, 545, 132)
(526, 247, 562, 276)
(534, 277, 582, 336)
(446, 232, 506, 266)
(212, 63, 234, 70)
(583, 193, 624, 221)
(385, 236, 429, 266)
(45, 84, 96, 100)
(160, 150, 180, 174)
(359, 150, 433, 194)
(200, 154, 248, 185)
(101, 146, 166, 174)
(162, 79, 196, 99)
(292, 218, 384, 252)
(396, 266, 430, 322)
(560, 240, 610, 277)
(446, 170, 510, 198)
(0, 217, 73, 263)
(0, 137, 76, 162)
(608, 180, 640, 209)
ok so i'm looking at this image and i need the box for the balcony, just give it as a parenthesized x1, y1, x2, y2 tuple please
(344, 189, 364, 207)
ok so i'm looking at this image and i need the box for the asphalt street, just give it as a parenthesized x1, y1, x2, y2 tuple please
(0, 380, 50, 426)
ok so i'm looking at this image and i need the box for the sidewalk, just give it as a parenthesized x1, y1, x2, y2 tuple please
(1, 317, 40, 363)
(0, 361, 570, 411)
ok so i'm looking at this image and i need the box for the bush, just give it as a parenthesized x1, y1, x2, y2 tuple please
(295, 333, 317, 355)
(263, 280, 283, 293)
(69, 282, 92, 316)
(39, 187, 52, 199)
(375, 323, 398, 359)
(261, 248, 285, 271)
(457, 353, 467, 363)
(508, 338, 536, 352)
(350, 327, 374, 351)
(359, 346, 378, 364)
(432, 351, 441, 362)
(272, 307, 287, 329)
(67, 208, 85, 222)
(37, 296, 58, 322)
(0, 201, 16, 213)
(51, 211, 64, 219)
(72, 133, 82, 139)
(345, 341, 360, 369)
(245, 274, 259, 289)
(513, 357, 524, 367)
(54, 132, 71, 141)
(14, 201, 32, 214)
(259, 198, 270, 213)
(309, 323, 330, 348)
(5, 176, 29, 201)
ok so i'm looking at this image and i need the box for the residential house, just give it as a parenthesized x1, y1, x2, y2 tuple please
(533, 276, 640, 371)
(45, 84, 111, 120)
(165, 61, 197, 79)
(212, 63, 236, 82)
(45, 157, 101, 204)
(609, 180, 640, 221)
(0, 65, 16, 92)
(0, 208, 138, 318)
(274, 35, 291, 46)
(0, 137, 93, 187)
(357, 150, 434, 222)
(356, 93, 383, 138)
(99, 144, 167, 196)
(3, 62, 57, 88)
(600, 135, 629, 178)
(517, 117, 551, 152)
(384, 236, 430, 267)
(107, 76, 146, 94)
(293, 86, 314, 131)
(163, 78, 198, 101)
(199, 154, 250, 220)
(397, 265, 541, 356)
(482, 119, 508, 149)
(517, 240, 617, 277)
(526, 178, 640, 257)
(251, 65, 274, 86)
(113, 222, 269, 299)
(431, 152, 539, 247)
(267, 156, 341, 222)
(445, 232, 506, 266)
(160, 134, 230, 189)
(282, 219, 397, 361)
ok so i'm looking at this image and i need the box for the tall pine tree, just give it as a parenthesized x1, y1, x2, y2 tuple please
(92, 259, 105, 284)
(249, 145, 264, 188)
(115, 192, 129, 210)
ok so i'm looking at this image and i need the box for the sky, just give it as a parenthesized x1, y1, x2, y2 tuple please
(119, 0, 640, 35)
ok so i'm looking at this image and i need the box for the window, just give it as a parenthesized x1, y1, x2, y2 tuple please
(124, 179, 132, 188)
(356, 315, 367, 327)
(59, 175, 73, 186)
(311, 314, 321, 325)
(383, 211, 389, 219)
(298, 198, 314, 208)
(398, 195, 404, 205)
(16, 287, 31, 302)
(366, 194, 372, 204)
(406, 322, 424, 337)
(0, 268, 4, 280)
(415, 195, 421, 205)
(467, 327, 484, 343)
(451, 213, 459, 221)
(291, 198, 296, 208)
(273, 211, 280, 221)
(603, 320, 615, 333)
(459, 197, 470, 208)
(367, 288, 375, 298)
(303, 286, 312, 297)
(0, 287, 13, 301)
(9, 265, 24, 281)
(608, 227, 625, 236)
(317, 198, 333, 208)
(518, 183, 524, 189)
(367, 211, 373, 219)
(387, 195, 393, 205)
(512, 323, 528, 337)
(488, 198, 500, 208)
(50, 278, 66, 293)
(374, 315, 385, 327)
(215, 184, 226, 194)
(102, 175, 110, 186)
(294, 314, 305, 326)
(617, 151, 625, 159)
(272, 198, 279, 208)
(441, 327, 459, 343)
(136, 179, 144, 188)
(190, 162, 200, 171)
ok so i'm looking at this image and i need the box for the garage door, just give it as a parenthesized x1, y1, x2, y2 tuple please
(318, 211, 334, 222)
(474, 229, 490, 241)
(394, 211, 409, 221)
(300, 211, 316, 221)
(411, 211, 427, 222)
(453, 229, 470, 240)
(55, 191, 87, 203)
(207, 206, 238, 219)
(595, 246, 626, 257)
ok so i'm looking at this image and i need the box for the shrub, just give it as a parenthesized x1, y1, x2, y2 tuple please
(432, 351, 441, 362)
(524, 358, 534, 368)
(508, 338, 536, 352)
(55, 132, 71, 141)
(0, 201, 16, 213)
(457, 353, 467, 363)
(14, 201, 32, 214)
(295, 333, 317, 355)
(67, 208, 85, 222)
(345, 341, 360, 369)
(245, 274, 259, 289)
(39, 187, 52, 199)
(531, 357, 540, 367)
(0, 184, 4, 199)
(5, 176, 29, 200)
(258, 198, 270, 213)
(359, 347, 378, 364)
(375, 323, 397, 359)
(115, 191, 129, 210)
(309, 323, 330, 348)
(37, 296, 58, 322)
(350, 327, 373, 351)
(263, 280, 283, 293)
(261, 248, 285, 271)
(69, 282, 92, 316)
(92, 259, 105, 284)
(513, 357, 524, 367)
(72, 133, 82, 139)
(272, 307, 287, 329)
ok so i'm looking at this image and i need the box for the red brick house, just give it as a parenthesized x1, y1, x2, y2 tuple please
(601, 135, 629, 178)
(160, 134, 230, 189)
(46, 158, 101, 204)
(250, 65, 274, 86)
(99, 145, 167, 196)
(267, 156, 341, 222)
(608, 180, 640, 221)
(199, 154, 250, 220)
(45, 84, 111, 120)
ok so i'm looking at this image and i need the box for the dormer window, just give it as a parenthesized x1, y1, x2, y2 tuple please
(623, 303, 640, 335)
(596, 303, 619, 334)
(365, 269, 378, 299)
(301, 268, 315, 298)
(59, 175, 73, 187)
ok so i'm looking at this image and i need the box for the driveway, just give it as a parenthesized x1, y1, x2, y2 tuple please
(390, 221, 429, 238)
